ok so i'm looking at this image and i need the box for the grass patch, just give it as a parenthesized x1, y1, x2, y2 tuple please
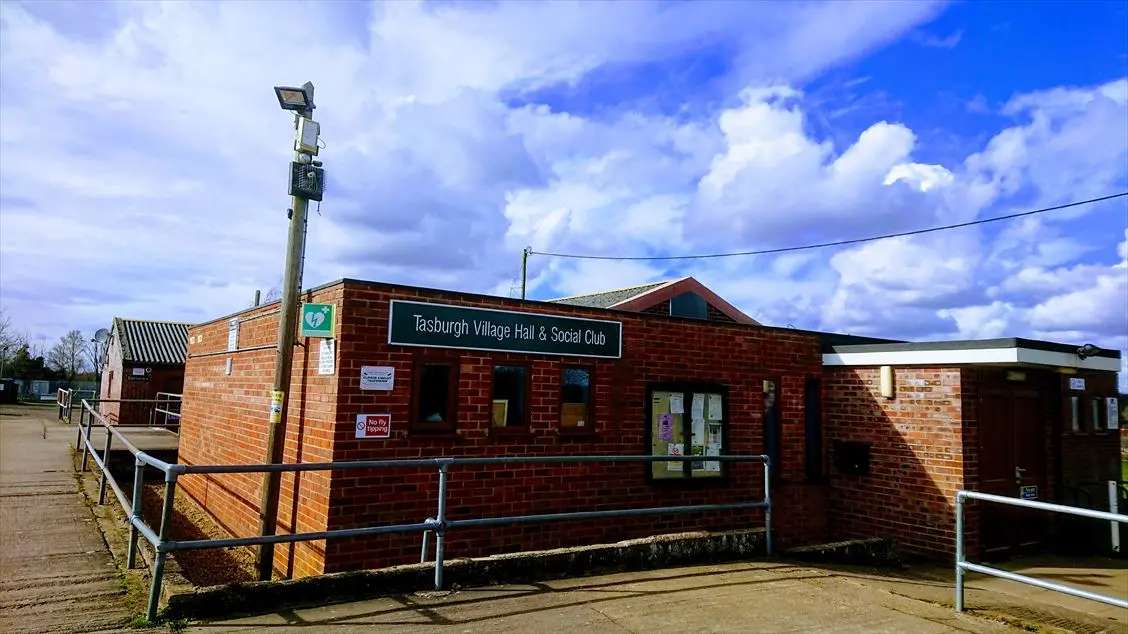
(1121, 459, 1127, 482)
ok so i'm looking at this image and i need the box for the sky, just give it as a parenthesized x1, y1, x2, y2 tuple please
(0, 0, 1126, 387)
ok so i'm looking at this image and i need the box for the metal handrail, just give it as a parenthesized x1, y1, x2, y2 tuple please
(76, 399, 773, 622)
(955, 489, 1128, 612)
(151, 393, 183, 428)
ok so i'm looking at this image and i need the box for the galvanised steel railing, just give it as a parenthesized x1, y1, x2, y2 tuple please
(151, 392, 182, 428)
(57, 388, 96, 422)
(75, 399, 773, 622)
(955, 490, 1128, 612)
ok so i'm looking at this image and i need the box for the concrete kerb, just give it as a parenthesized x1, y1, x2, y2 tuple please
(170, 528, 767, 621)
(784, 537, 902, 567)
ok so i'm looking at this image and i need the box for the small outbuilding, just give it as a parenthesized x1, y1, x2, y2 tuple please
(99, 318, 191, 425)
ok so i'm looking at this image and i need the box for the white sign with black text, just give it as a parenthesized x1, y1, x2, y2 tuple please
(1069, 377, 1086, 391)
(360, 366, 395, 390)
(1109, 397, 1121, 430)
(318, 339, 335, 375)
(227, 318, 239, 352)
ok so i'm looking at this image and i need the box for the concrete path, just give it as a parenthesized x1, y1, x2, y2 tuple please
(188, 562, 1014, 633)
(0, 404, 133, 634)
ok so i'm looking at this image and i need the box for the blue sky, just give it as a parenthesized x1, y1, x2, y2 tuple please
(0, 0, 1125, 385)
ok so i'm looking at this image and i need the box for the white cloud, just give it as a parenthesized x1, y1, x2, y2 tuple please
(0, 1, 1124, 392)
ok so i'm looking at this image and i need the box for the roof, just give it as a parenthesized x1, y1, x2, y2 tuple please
(550, 277, 759, 325)
(823, 337, 1121, 372)
(548, 281, 669, 309)
(113, 318, 191, 365)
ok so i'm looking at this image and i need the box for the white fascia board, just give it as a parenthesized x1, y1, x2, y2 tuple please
(822, 348, 1017, 367)
(823, 346, 1120, 371)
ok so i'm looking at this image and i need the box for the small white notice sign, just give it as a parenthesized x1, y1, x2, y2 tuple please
(668, 393, 684, 414)
(691, 394, 704, 421)
(1109, 397, 1120, 430)
(318, 339, 335, 375)
(708, 394, 723, 420)
(1069, 377, 1085, 391)
(360, 366, 395, 390)
(667, 443, 684, 471)
(227, 318, 239, 351)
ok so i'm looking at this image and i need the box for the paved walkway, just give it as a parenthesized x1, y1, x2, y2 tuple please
(190, 562, 1015, 633)
(0, 404, 133, 634)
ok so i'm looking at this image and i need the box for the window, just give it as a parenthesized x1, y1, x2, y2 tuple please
(763, 379, 781, 479)
(1093, 397, 1106, 432)
(560, 366, 593, 431)
(411, 359, 457, 432)
(1070, 396, 1081, 433)
(491, 364, 529, 428)
(648, 383, 727, 480)
(669, 292, 708, 320)
(804, 378, 823, 483)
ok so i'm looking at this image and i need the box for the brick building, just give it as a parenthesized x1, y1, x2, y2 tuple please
(821, 341, 1122, 560)
(178, 277, 1122, 579)
(99, 318, 190, 425)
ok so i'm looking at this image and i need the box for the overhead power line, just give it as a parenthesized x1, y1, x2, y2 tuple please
(529, 192, 1128, 262)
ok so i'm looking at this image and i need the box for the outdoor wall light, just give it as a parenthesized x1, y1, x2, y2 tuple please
(1077, 343, 1101, 360)
(274, 83, 314, 112)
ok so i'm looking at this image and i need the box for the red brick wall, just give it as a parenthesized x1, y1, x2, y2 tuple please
(324, 282, 826, 573)
(178, 285, 343, 579)
(180, 280, 827, 578)
(824, 367, 967, 558)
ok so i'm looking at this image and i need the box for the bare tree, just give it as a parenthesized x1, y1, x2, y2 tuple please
(263, 278, 284, 303)
(0, 309, 30, 371)
(47, 330, 88, 380)
(86, 339, 107, 373)
(0, 308, 13, 367)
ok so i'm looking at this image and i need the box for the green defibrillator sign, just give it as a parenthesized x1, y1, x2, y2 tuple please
(300, 303, 335, 338)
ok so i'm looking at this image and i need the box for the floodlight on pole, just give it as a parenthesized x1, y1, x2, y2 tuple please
(257, 80, 323, 582)
(273, 83, 314, 112)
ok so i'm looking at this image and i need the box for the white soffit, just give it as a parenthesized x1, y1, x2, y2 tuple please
(823, 346, 1120, 372)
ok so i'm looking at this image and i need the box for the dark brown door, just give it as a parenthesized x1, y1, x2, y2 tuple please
(978, 386, 1046, 558)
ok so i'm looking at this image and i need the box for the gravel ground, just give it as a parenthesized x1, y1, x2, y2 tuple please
(139, 484, 256, 587)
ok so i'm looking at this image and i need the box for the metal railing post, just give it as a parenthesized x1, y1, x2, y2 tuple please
(127, 456, 145, 568)
(421, 517, 433, 563)
(79, 407, 91, 472)
(955, 493, 965, 612)
(146, 470, 179, 622)
(97, 428, 113, 505)
(434, 462, 450, 590)
(76, 403, 85, 450)
(763, 459, 772, 557)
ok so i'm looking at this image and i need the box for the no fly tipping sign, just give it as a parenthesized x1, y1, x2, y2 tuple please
(300, 303, 335, 338)
(356, 414, 391, 439)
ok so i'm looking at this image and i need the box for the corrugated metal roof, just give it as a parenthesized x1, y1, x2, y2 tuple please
(115, 318, 191, 365)
(548, 281, 669, 309)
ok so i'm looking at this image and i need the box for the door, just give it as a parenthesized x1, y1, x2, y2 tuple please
(978, 386, 1046, 559)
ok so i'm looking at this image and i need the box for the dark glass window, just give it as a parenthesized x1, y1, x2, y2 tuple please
(491, 364, 528, 428)
(413, 360, 457, 432)
(670, 292, 708, 320)
(561, 367, 592, 430)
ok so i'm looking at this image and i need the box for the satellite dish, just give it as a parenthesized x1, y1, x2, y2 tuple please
(94, 328, 110, 344)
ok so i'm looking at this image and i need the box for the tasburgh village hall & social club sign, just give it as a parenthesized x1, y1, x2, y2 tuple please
(387, 300, 623, 358)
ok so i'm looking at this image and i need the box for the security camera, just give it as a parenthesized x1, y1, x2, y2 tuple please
(1077, 343, 1101, 360)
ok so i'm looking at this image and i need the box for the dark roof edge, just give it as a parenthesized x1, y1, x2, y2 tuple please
(830, 337, 1121, 360)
